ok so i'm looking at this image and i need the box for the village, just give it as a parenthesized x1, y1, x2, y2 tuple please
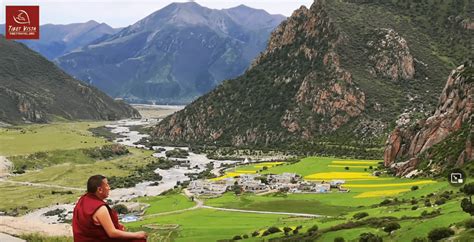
(188, 172, 350, 196)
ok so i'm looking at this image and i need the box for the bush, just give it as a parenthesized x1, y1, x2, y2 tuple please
(411, 186, 419, 191)
(242, 234, 248, 239)
(411, 199, 418, 205)
(251, 231, 259, 237)
(307, 225, 318, 234)
(112, 204, 128, 214)
(353, 212, 369, 220)
(411, 205, 418, 210)
(380, 199, 392, 205)
(464, 218, 474, 228)
(435, 198, 446, 205)
(359, 232, 382, 242)
(232, 235, 242, 240)
(383, 222, 401, 234)
(283, 227, 292, 235)
(424, 201, 432, 207)
(427, 227, 454, 241)
(345, 166, 350, 170)
(267, 226, 281, 234)
(334, 237, 345, 242)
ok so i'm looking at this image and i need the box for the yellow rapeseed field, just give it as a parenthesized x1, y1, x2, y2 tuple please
(327, 165, 370, 168)
(354, 189, 411, 198)
(304, 172, 377, 180)
(344, 180, 436, 188)
(210, 170, 256, 181)
(331, 161, 379, 165)
(254, 162, 285, 168)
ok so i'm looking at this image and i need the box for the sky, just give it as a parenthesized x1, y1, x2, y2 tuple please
(1, 0, 314, 28)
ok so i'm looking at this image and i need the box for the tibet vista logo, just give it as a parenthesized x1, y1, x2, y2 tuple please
(5, 6, 40, 39)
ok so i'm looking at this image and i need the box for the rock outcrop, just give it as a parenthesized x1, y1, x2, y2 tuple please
(151, 0, 470, 151)
(384, 61, 473, 176)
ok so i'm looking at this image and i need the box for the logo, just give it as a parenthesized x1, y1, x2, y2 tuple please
(448, 168, 467, 187)
(5, 6, 39, 39)
(451, 173, 463, 184)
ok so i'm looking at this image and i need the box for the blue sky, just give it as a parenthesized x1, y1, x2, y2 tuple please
(1, 0, 314, 28)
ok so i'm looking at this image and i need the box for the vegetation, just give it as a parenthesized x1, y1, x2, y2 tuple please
(165, 148, 189, 158)
(427, 227, 454, 241)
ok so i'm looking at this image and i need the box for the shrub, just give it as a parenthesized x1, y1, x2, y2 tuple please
(411, 199, 418, 205)
(380, 199, 392, 206)
(283, 227, 292, 235)
(464, 218, 474, 228)
(232, 235, 242, 240)
(345, 166, 350, 170)
(112, 204, 129, 214)
(334, 237, 345, 242)
(411, 185, 419, 191)
(383, 222, 401, 234)
(307, 225, 319, 234)
(359, 232, 382, 242)
(427, 227, 454, 241)
(251, 231, 259, 237)
(435, 198, 446, 205)
(266, 226, 281, 234)
(242, 234, 248, 239)
(411, 205, 418, 210)
(424, 201, 432, 207)
(353, 212, 369, 220)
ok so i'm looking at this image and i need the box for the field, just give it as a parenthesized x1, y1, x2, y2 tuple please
(0, 122, 155, 214)
(1, 122, 472, 241)
(0, 122, 108, 156)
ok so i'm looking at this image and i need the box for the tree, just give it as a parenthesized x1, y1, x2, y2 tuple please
(359, 232, 382, 242)
(283, 227, 292, 236)
(411, 185, 419, 191)
(112, 204, 128, 214)
(232, 235, 242, 240)
(353, 212, 369, 220)
(383, 222, 401, 234)
(334, 237, 345, 242)
(307, 225, 318, 234)
(461, 182, 474, 215)
(427, 227, 454, 241)
(345, 166, 350, 170)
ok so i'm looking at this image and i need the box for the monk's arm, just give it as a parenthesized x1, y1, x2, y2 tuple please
(94, 206, 146, 239)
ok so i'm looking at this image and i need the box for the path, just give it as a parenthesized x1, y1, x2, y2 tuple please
(0, 232, 25, 242)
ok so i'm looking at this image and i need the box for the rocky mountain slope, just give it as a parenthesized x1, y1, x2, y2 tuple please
(1, 21, 119, 60)
(150, 0, 472, 155)
(0, 35, 140, 124)
(56, 2, 285, 104)
(384, 60, 473, 176)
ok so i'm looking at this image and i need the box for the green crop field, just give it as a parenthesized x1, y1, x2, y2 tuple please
(134, 193, 195, 215)
(0, 122, 109, 156)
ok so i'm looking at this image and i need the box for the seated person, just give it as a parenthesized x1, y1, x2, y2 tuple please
(73, 175, 147, 242)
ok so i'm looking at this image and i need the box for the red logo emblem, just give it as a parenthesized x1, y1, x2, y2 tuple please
(5, 6, 39, 39)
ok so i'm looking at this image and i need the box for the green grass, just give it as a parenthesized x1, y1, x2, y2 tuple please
(134, 193, 195, 215)
(205, 193, 359, 216)
(127, 208, 319, 242)
(0, 183, 81, 214)
(0, 122, 109, 156)
(9, 148, 154, 188)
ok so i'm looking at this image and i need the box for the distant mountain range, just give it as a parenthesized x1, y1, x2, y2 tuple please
(56, 2, 285, 104)
(151, 0, 472, 157)
(0, 35, 140, 125)
(0, 21, 120, 60)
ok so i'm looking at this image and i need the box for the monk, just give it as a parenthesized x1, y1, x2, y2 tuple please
(73, 175, 147, 242)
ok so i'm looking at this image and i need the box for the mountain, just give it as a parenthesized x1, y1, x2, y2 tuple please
(384, 60, 473, 177)
(0, 35, 140, 124)
(1, 21, 120, 60)
(56, 2, 285, 104)
(150, 0, 472, 155)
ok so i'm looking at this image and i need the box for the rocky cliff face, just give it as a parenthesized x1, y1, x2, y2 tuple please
(384, 61, 473, 176)
(0, 36, 140, 124)
(151, 0, 471, 153)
